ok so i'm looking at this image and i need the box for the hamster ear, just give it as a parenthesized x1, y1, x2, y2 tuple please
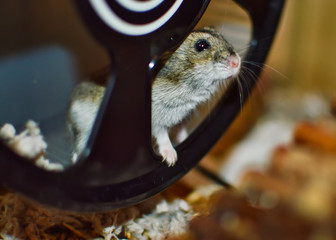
(202, 26, 216, 31)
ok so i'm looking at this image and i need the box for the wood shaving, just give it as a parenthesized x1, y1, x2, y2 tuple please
(0, 121, 63, 171)
(0, 182, 195, 240)
(0, 191, 142, 240)
(123, 199, 193, 240)
(173, 97, 336, 240)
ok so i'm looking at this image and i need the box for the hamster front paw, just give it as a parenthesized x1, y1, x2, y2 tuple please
(154, 129, 178, 167)
(159, 144, 178, 167)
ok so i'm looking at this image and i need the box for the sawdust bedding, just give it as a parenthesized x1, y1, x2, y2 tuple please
(1, 96, 336, 239)
(0, 184, 195, 240)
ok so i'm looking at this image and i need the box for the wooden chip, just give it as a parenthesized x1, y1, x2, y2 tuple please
(294, 121, 336, 153)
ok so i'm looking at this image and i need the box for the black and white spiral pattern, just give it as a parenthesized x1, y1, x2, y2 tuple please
(89, 0, 184, 36)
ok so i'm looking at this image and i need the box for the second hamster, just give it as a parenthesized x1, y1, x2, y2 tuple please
(68, 27, 241, 166)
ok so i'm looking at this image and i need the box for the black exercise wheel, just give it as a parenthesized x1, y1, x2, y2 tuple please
(0, 0, 285, 211)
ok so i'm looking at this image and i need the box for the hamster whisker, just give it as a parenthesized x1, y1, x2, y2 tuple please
(239, 68, 255, 90)
(236, 35, 275, 54)
(238, 46, 275, 56)
(235, 75, 245, 112)
(243, 60, 289, 80)
(235, 69, 263, 116)
(241, 66, 260, 86)
(239, 74, 252, 104)
(241, 65, 259, 79)
(242, 66, 266, 94)
(240, 66, 265, 95)
(236, 45, 254, 55)
(204, 77, 232, 118)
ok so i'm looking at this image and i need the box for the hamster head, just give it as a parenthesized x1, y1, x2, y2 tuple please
(157, 27, 241, 97)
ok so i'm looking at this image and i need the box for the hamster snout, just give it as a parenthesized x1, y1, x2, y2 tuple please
(68, 27, 241, 167)
(228, 54, 240, 70)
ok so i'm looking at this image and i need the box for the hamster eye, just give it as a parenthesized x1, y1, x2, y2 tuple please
(195, 39, 211, 52)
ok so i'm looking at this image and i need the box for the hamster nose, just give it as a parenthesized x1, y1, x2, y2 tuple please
(228, 55, 240, 69)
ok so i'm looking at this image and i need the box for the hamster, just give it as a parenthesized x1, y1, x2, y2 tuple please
(68, 27, 241, 166)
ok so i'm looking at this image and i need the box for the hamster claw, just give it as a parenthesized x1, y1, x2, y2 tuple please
(160, 147, 178, 167)
(155, 131, 178, 167)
